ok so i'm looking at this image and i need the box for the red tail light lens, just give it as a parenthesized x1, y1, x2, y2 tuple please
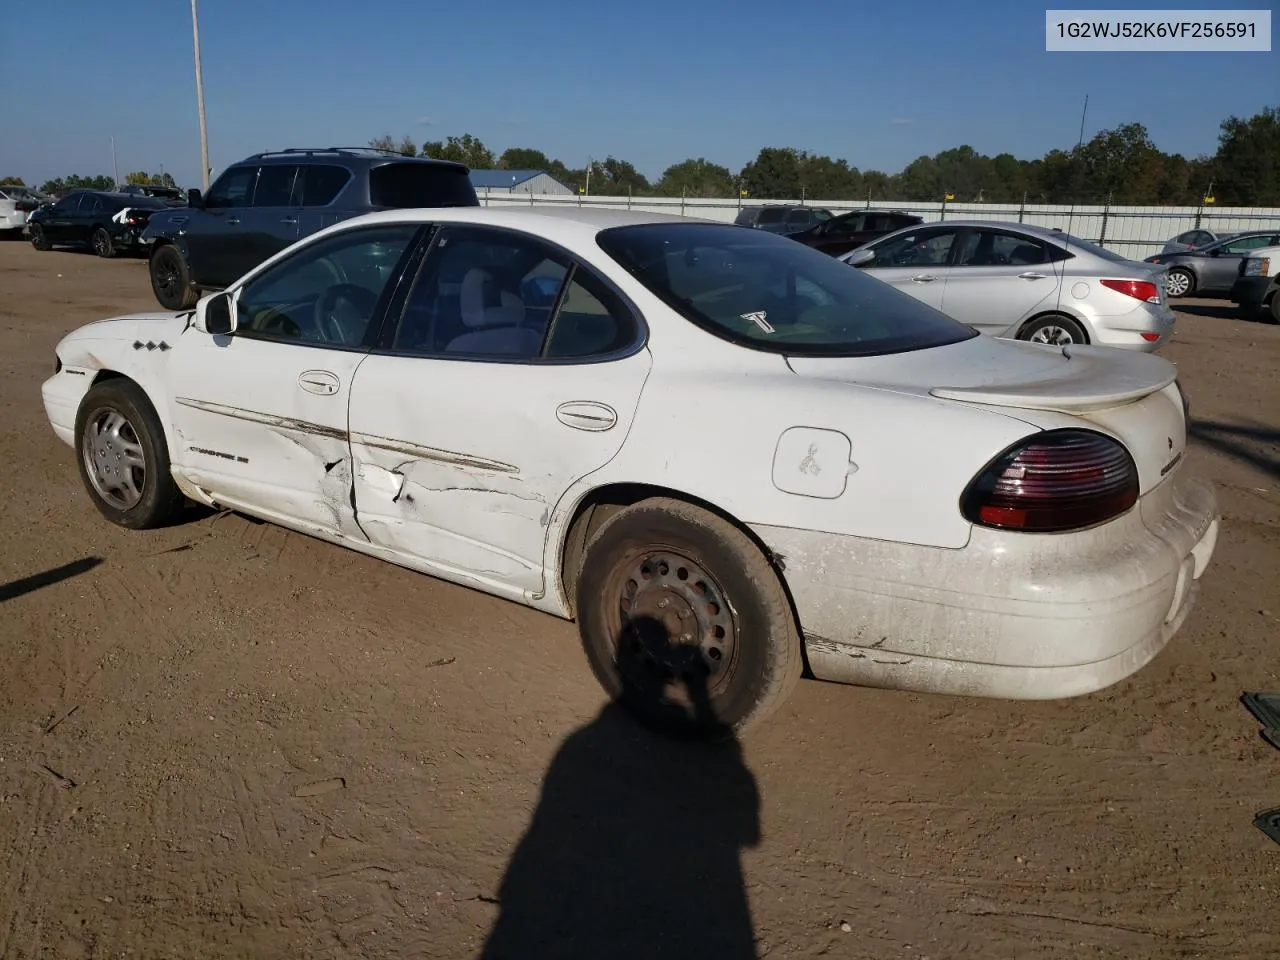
(1101, 278, 1161, 303)
(962, 429, 1138, 533)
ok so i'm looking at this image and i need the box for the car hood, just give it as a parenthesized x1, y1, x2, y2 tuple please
(70, 310, 195, 344)
(786, 335, 1184, 494)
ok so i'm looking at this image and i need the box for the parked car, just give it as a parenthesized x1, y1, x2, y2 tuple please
(119, 183, 186, 206)
(1161, 228, 1233, 254)
(734, 204, 832, 235)
(1144, 230, 1280, 298)
(142, 147, 480, 311)
(841, 220, 1174, 351)
(40, 207, 1218, 734)
(1230, 242, 1280, 323)
(27, 190, 170, 257)
(0, 185, 48, 234)
(787, 209, 923, 257)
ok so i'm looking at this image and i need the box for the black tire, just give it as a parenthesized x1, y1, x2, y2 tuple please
(1267, 293, 1280, 325)
(74, 379, 186, 530)
(1164, 267, 1195, 298)
(29, 224, 50, 251)
(1018, 314, 1088, 346)
(149, 244, 198, 310)
(91, 226, 115, 258)
(575, 497, 802, 737)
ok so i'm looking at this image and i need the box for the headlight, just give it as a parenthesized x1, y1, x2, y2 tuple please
(1243, 257, 1271, 277)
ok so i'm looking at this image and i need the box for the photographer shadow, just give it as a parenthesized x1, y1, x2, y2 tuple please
(480, 616, 762, 959)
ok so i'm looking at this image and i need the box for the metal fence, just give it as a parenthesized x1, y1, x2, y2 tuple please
(475, 190, 1280, 261)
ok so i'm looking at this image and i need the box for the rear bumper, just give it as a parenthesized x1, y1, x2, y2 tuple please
(751, 469, 1219, 700)
(1231, 276, 1273, 309)
(1086, 302, 1175, 352)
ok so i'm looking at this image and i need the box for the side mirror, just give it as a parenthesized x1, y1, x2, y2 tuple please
(186, 188, 204, 208)
(193, 292, 235, 335)
(845, 248, 875, 267)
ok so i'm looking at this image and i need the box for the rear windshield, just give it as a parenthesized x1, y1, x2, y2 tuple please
(597, 222, 976, 357)
(1055, 232, 1130, 263)
(114, 195, 167, 210)
(0, 186, 38, 200)
(368, 162, 479, 208)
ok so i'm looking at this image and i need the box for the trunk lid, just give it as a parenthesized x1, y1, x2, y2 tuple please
(785, 336, 1186, 495)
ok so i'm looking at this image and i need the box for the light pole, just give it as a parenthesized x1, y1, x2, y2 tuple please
(190, 0, 210, 192)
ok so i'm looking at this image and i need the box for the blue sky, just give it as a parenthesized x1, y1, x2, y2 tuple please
(0, 0, 1274, 188)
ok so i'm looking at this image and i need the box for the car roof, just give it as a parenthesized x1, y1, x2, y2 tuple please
(344, 205, 708, 233)
(912, 219, 1076, 238)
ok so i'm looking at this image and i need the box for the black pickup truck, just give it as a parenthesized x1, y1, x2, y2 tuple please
(142, 147, 479, 310)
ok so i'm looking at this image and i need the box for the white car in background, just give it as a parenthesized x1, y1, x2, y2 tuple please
(1231, 242, 1280, 323)
(40, 208, 1219, 734)
(0, 185, 48, 233)
(841, 220, 1175, 351)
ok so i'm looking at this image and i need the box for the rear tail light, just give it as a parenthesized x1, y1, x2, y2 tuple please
(1140, 332, 1160, 342)
(961, 429, 1138, 533)
(1101, 278, 1161, 304)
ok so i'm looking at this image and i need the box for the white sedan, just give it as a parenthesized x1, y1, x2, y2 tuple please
(42, 207, 1220, 734)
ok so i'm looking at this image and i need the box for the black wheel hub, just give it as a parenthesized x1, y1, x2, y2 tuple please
(615, 551, 737, 697)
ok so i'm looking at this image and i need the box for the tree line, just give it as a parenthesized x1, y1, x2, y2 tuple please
(372, 105, 1278, 206)
(7, 106, 1273, 206)
(0, 171, 177, 196)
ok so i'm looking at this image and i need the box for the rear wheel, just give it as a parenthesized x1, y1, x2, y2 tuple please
(29, 224, 50, 251)
(91, 227, 115, 258)
(74, 379, 186, 529)
(149, 244, 198, 310)
(1164, 267, 1194, 298)
(575, 498, 802, 737)
(1019, 314, 1088, 347)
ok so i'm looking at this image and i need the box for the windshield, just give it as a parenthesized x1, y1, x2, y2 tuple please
(596, 223, 976, 357)
(1054, 232, 1130, 263)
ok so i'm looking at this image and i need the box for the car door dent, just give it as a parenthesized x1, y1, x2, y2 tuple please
(348, 430, 519, 474)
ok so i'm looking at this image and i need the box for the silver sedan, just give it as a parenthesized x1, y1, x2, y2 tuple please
(840, 220, 1175, 351)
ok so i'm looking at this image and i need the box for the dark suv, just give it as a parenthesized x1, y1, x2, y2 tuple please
(734, 204, 833, 235)
(143, 147, 479, 310)
(788, 209, 924, 257)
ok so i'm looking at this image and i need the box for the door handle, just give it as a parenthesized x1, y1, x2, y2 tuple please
(1018, 272, 1047, 280)
(280, 217, 297, 225)
(225, 217, 241, 225)
(556, 401, 617, 432)
(910, 274, 937, 283)
(298, 370, 340, 396)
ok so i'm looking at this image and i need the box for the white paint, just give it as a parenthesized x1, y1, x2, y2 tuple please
(39, 205, 1222, 705)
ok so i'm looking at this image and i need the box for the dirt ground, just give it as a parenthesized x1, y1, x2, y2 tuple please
(1, 238, 1278, 960)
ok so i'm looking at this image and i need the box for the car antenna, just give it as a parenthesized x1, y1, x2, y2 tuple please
(1053, 93, 1089, 334)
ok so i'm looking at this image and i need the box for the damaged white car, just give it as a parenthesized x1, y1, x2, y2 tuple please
(42, 208, 1220, 733)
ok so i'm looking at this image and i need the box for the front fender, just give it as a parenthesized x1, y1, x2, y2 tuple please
(50, 314, 195, 460)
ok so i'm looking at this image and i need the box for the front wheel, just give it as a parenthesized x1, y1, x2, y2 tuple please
(575, 498, 803, 736)
(91, 227, 115, 258)
(74, 379, 186, 529)
(29, 224, 50, 251)
(1019, 314, 1088, 347)
(1267, 293, 1280, 325)
(149, 244, 198, 310)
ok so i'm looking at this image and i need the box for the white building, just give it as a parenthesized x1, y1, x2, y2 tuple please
(470, 169, 573, 196)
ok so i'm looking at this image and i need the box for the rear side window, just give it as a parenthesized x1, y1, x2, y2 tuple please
(299, 165, 350, 206)
(368, 162, 478, 208)
(756, 208, 786, 225)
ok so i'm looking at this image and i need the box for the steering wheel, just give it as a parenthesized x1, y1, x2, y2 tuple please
(314, 283, 379, 345)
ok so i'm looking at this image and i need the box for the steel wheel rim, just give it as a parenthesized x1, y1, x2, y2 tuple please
(1165, 271, 1190, 297)
(81, 407, 146, 510)
(93, 231, 108, 256)
(154, 253, 179, 299)
(1029, 324, 1074, 346)
(604, 547, 740, 706)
